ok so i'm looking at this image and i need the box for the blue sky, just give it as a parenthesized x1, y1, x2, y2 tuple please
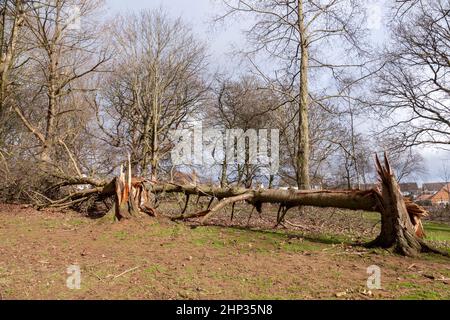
(103, 0, 450, 183)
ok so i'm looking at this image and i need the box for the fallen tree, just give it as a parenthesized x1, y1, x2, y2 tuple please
(35, 154, 447, 257)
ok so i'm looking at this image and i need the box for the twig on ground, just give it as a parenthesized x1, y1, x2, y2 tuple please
(113, 266, 140, 279)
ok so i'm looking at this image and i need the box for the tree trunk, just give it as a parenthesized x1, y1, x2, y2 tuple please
(150, 61, 160, 181)
(220, 159, 228, 188)
(366, 155, 425, 256)
(114, 164, 156, 221)
(268, 174, 274, 189)
(0, 1, 24, 144)
(296, 0, 310, 190)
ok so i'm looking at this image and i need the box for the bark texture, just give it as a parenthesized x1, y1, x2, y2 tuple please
(296, 0, 311, 190)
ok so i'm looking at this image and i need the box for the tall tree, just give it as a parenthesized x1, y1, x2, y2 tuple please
(376, 0, 450, 149)
(207, 75, 279, 187)
(97, 9, 209, 180)
(0, 0, 27, 146)
(13, 0, 108, 165)
(217, 0, 370, 189)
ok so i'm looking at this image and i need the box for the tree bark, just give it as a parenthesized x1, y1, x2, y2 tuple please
(220, 159, 228, 188)
(296, 0, 311, 190)
(366, 155, 432, 257)
(0, 0, 24, 143)
(150, 61, 160, 181)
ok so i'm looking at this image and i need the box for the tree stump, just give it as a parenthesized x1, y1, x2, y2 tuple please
(114, 163, 157, 221)
(367, 154, 446, 257)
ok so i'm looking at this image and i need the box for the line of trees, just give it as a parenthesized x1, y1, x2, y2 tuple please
(0, 0, 446, 203)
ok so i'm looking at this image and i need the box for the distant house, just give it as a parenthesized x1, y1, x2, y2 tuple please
(422, 182, 447, 194)
(399, 182, 419, 197)
(415, 193, 433, 206)
(428, 184, 450, 206)
(417, 183, 450, 206)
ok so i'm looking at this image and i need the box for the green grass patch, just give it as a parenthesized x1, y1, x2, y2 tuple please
(400, 289, 443, 300)
(113, 230, 129, 240)
(361, 211, 381, 222)
(398, 281, 421, 289)
(423, 222, 450, 242)
(68, 219, 86, 226)
(147, 222, 187, 239)
(144, 264, 168, 274)
(189, 226, 331, 253)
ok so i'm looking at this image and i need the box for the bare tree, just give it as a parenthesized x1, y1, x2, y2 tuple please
(274, 97, 339, 188)
(0, 0, 28, 147)
(96, 9, 209, 180)
(332, 131, 371, 189)
(216, 0, 371, 189)
(12, 0, 107, 169)
(376, 0, 450, 149)
(0, 1, 19, 113)
(207, 75, 279, 188)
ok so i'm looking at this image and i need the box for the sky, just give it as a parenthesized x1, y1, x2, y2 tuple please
(104, 0, 450, 184)
(105, 0, 246, 70)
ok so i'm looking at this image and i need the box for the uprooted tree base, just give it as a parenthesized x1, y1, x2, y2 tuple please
(35, 154, 448, 258)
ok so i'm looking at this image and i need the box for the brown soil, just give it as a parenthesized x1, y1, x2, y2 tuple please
(0, 203, 449, 300)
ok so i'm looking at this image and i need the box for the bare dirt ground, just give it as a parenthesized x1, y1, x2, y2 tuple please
(0, 203, 449, 300)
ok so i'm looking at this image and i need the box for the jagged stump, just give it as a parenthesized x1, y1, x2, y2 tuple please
(367, 154, 448, 257)
(110, 161, 157, 221)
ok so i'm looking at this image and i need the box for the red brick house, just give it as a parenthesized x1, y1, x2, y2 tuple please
(417, 183, 450, 206)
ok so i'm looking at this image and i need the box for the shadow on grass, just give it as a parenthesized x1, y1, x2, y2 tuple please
(189, 222, 358, 246)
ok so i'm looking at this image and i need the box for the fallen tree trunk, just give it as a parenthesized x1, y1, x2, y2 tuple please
(170, 189, 379, 222)
(39, 153, 447, 257)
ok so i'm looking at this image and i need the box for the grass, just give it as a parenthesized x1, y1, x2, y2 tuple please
(113, 230, 129, 240)
(144, 264, 168, 275)
(189, 225, 331, 253)
(358, 211, 450, 247)
(400, 290, 444, 300)
(424, 222, 450, 242)
(1, 205, 450, 300)
(358, 212, 450, 242)
(154, 218, 450, 256)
